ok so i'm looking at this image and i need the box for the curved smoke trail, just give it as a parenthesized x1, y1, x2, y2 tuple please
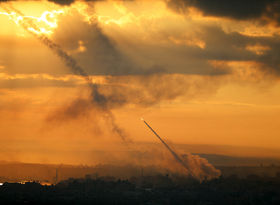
(1, 4, 127, 141)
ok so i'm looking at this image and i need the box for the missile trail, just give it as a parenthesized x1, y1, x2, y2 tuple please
(1, 4, 127, 141)
(2, 5, 90, 80)
(142, 119, 191, 174)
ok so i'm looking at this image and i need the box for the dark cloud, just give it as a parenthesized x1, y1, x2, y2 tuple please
(119, 24, 280, 75)
(257, 36, 280, 74)
(167, 0, 280, 24)
(47, 0, 106, 6)
(200, 26, 280, 74)
(53, 11, 229, 76)
(47, 0, 76, 6)
(0, 0, 100, 6)
(53, 10, 280, 76)
(3, 2, 280, 76)
(202, 26, 280, 74)
(53, 10, 163, 75)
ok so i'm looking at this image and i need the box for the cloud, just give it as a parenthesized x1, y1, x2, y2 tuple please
(45, 72, 225, 158)
(0, 78, 76, 88)
(0, 0, 93, 5)
(121, 24, 280, 76)
(5, 1, 279, 77)
(51, 10, 226, 76)
(52, 10, 153, 76)
(0, 73, 84, 88)
(164, 25, 280, 75)
(46, 73, 223, 121)
(45, 73, 222, 143)
(43, 4, 280, 131)
(167, 0, 280, 25)
(47, 0, 108, 6)
(203, 26, 280, 75)
(47, 0, 76, 6)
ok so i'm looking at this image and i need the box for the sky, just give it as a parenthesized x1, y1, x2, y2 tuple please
(0, 0, 280, 164)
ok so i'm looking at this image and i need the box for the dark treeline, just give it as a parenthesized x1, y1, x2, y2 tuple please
(1, 162, 280, 184)
(1, 173, 280, 205)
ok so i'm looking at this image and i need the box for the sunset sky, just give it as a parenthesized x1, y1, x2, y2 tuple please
(0, 0, 280, 164)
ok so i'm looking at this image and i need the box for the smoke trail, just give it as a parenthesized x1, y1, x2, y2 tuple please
(2, 4, 127, 141)
(142, 119, 220, 180)
(142, 119, 190, 171)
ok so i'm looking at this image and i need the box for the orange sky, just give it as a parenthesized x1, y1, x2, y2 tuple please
(0, 0, 280, 164)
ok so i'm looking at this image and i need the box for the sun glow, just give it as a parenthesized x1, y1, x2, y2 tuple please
(0, 7, 63, 36)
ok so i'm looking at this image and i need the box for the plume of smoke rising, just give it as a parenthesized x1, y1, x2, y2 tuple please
(1, 4, 128, 141)
(181, 153, 221, 180)
(142, 119, 220, 180)
(87, 142, 221, 180)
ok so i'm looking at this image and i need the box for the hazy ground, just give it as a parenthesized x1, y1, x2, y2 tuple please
(1, 151, 280, 184)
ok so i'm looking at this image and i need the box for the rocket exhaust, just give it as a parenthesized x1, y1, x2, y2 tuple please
(142, 119, 191, 174)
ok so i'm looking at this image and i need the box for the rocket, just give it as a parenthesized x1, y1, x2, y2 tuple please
(141, 118, 190, 173)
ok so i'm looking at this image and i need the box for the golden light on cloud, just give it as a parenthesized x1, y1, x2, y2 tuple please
(246, 44, 271, 55)
(93, 0, 183, 37)
(0, 5, 63, 36)
(208, 60, 272, 82)
(95, 1, 135, 26)
(169, 35, 206, 49)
